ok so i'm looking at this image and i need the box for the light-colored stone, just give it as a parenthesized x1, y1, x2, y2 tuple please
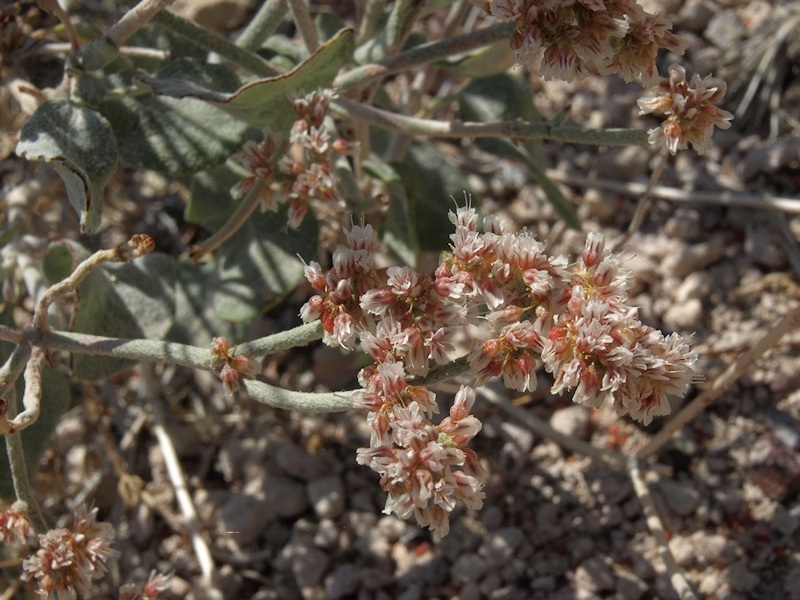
(549, 405, 591, 440)
(307, 475, 345, 519)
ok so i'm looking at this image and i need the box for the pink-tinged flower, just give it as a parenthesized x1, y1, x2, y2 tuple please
(22, 506, 118, 599)
(0, 508, 30, 545)
(230, 138, 278, 200)
(119, 571, 171, 600)
(490, 0, 687, 85)
(210, 338, 258, 395)
(638, 63, 734, 155)
(600, 7, 687, 86)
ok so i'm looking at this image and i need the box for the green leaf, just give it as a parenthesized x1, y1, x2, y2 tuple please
(16, 100, 118, 234)
(390, 141, 472, 255)
(0, 309, 70, 501)
(68, 248, 175, 381)
(441, 41, 516, 79)
(137, 28, 355, 131)
(186, 165, 244, 231)
(42, 242, 78, 285)
(0, 366, 71, 500)
(459, 75, 581, 229)
(99, 63, 259, 175)
(172, 205, 318, 346)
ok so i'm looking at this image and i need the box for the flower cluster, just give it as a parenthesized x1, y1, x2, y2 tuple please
(230, 89, 351, 228)
(0, 506, 31, 545)
(119, 571, 171, 600)
(210, 336, 258, 395)
(300, 207, 697, 536)
(300, 223, 485, 539)
(440, 210, 697, 425)
(489, 0, 686, 85)
(19, 506, 118, 599)
(638, 63, 734, 155)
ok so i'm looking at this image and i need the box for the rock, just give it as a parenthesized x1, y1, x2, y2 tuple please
(451, 552, 488, 584)
(586, 468, 633, 505)
(785, 564, 800, 600)
(765, 407, 800, 450)
(589, 146, 649, 182)
(499, 420, 535, 453)
(656, 478, 701, 517)
(615, 569, 649, 600)
(661, 236, 727, 278)
(677, 0, 717, 32)
(549, 405, 590, 440)
(665, 208, 703, 241)
(674, 271, 712, 302)
(723, 560, 759, 593)
(289, 546, 330, 588)
(307, 475, 345, 519)
(275, 442, 332, 481)
(704, 9, 746, 49)
(574, 557, 615, 594)
(668, 535, 694, 568)
(479, 527, 525, 568)
(325, 563, 361, 599)
(663, 298, 703, 330)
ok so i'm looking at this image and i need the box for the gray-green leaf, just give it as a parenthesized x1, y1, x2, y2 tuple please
(16, 100, 118, 234)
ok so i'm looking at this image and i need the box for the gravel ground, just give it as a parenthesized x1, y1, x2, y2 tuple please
(3, 1, 800, 599)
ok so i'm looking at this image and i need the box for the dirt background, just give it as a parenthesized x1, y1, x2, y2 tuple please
(2, 1, 800, 599)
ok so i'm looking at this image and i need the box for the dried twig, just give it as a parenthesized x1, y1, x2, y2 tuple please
(637, 303, 800, 459)
(546, 169, 800, 214)
(142, 366, 222, 597)
(628, 457, 697, 600)
(32, 235, 155, 332)
(287, 0, 319, 53)
(478, 385, 627, 470)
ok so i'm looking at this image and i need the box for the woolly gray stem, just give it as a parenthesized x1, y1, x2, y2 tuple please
(234, 321, 323, 356)
(118, 0, 280, 77)
(236, 0, 288, 51)
(3, 386, 48, 534)
(334, 22, 515, 90)
(333, 98, 649, 146)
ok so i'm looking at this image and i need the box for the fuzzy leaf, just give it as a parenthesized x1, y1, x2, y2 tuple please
(99, 63, 259, 175)
(137, 28, 355, 131)
(0, 366, 70, 500)
(390, 141, 472, 254)
(173, 205, 318, 346)
(16, 100, 117, 234)
(68, 249, 175, 381)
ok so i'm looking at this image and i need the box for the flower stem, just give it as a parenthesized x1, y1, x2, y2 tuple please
(236, 0, 288, 51)
(117, 0, 280, 77)
(3, 387, 48, 534)
(333, 98, 649, 146)
(234, 321, 323, 356)
(334, 22, 515, 90)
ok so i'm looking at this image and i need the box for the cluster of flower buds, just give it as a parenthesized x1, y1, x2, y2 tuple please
(489, 0, 686, 85)
(1, 506, 170, 598)
(0, 506, 117, 598)
(230, 89, 352, 228)
(300, 207, 697, 536)
(301, 222, 486, 539)
(638, 63, 734, 155)
(210, 336, 258, 395)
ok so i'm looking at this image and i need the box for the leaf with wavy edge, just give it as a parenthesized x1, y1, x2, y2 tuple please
(136, 28, 355, 131)
(16, 100, 118, 234)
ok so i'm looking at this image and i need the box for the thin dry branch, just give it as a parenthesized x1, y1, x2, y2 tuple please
(628, 457, 698, 600)
(637, 303, 800, 459)
(142, 367, 222, 598)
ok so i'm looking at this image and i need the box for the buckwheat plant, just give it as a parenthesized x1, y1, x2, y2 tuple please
(2, 0, 732, 596)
